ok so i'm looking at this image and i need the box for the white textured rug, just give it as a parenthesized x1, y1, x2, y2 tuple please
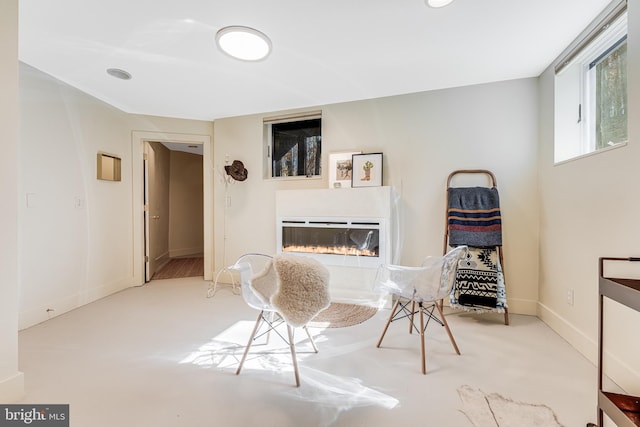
(458, 385, 566, 427)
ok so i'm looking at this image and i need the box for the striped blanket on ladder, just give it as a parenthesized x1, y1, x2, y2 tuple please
(447, 186, 507, 312)
(447, 187, 502, 247)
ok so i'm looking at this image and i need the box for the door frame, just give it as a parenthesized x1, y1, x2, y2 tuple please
(143, 141, 150, 281)
(132, 131, 213, 285)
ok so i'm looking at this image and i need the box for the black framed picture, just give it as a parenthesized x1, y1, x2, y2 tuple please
(352, 153, 383, 188)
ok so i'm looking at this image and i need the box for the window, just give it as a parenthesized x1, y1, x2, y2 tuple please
(591, 37, 627, 150)
(554, 2, 627, 163)
(263, 112, 322, 178)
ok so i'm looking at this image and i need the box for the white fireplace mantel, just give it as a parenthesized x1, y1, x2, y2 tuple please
(276, 186, 396, 220)
(275, 186, 398, 306)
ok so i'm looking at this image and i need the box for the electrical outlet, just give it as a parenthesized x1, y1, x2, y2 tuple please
(566, 289, 574, 305)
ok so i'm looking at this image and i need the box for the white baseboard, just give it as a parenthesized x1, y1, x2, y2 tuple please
(169, 247, 204, 258)
(0, 371, 24, 403)
(537, 302, 597, 364)
(18, 279, 129, 330)
(504, 297, 538, 316)
(538, 302, 640, 394)
(154, 251, 170, 264)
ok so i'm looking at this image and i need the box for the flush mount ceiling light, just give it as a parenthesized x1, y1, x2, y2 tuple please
(215, 26, 272, 61)
(426, 0, 455, 7)
(106, 68, 132, 80)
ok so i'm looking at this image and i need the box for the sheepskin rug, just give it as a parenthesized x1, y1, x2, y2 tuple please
(271, 254, 331, 327)
(458, 385, 565, 427)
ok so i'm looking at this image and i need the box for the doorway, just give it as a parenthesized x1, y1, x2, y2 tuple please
(144, 141, 204, 282)
(131, 131, 214, 286)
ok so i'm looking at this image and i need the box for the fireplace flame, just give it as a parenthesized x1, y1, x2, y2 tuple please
(282, 245, 378, 257)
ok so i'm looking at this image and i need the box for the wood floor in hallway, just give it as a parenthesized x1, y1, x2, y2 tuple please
(153, 256, 204, 280)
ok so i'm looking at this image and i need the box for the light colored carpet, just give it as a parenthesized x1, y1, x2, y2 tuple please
(458, 385, 565, 427)
(309, 302, 378, 328)
(17, 277, 601, 427)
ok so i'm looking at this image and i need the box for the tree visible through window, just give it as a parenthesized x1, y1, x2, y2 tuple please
(594, 39, 627, 150)
(270, 118, 321, 178)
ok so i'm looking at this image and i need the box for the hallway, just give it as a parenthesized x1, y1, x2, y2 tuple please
(152, 256, 204, 280)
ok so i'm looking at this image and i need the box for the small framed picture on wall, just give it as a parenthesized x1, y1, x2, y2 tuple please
(328, 151, 360, 188)
(352, 153, 383, 188)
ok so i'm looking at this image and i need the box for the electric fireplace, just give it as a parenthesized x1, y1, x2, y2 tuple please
(275, 187, 396, 305)
(277, 217, 387, 268)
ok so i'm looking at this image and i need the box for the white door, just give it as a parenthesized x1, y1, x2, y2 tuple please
(143, 142, 151, 282)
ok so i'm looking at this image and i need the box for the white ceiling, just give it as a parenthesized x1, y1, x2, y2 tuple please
(18, 0, 611, 122)
(161, 141, 203, 156)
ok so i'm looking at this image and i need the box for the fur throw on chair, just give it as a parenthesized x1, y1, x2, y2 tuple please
(271, 254, 331, 327)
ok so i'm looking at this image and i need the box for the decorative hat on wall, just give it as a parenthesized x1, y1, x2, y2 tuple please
(224, 160, 248, 181)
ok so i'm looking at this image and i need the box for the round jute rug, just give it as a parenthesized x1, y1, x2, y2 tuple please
(309, 302, 378, 328)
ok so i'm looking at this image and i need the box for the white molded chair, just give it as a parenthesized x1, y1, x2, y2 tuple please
(374, 245, 468, 374)
(230, 253, 330, 387)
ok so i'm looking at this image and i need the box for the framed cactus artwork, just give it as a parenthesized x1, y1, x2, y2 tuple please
(351, 153, 383, 188)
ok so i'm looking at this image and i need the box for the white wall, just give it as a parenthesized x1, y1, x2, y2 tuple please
(169, 151, 204, 258)
(214, 78, 540, 315)
(0, 0, 24, 402)
(537, 0, 640, 394)
(18, 64, 213, 329)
